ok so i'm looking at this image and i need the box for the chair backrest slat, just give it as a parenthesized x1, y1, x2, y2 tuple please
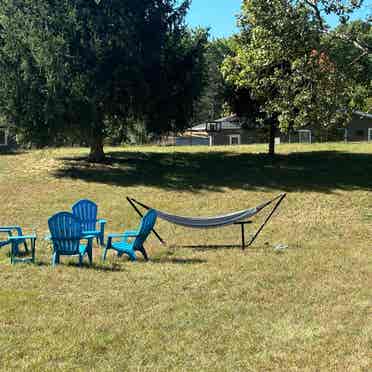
(72, 199, 98, 232)
(132, 210, 157, 249)
(48, 212, 82, 254)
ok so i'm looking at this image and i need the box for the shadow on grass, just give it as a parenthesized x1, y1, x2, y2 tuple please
(175, 244, 244, 251)
(150, 257, 207, 264)
(0, 148, 25, 156)
(53, 149, 372, 193)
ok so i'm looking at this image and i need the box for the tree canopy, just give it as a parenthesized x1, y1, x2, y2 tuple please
(221, 0, 370, 154)
(0, 0, 207, 160)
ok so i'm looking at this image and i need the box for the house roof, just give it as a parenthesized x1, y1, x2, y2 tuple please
(190, 115, 241, 132)
(213, 114, 239, 123)
(353, 111, 372, 119)
(189, 123, 207, 132)
(190, 113, 264, 132)
(212, 114, 242, 129)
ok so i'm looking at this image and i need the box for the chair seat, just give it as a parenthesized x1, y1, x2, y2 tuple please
(111, 240, 134, 253)
(58, 244, 88, 256)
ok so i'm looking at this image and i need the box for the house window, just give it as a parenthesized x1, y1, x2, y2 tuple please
(206, 122, 221, 132)
(368, 128, 372, 142)
(0, 128, 8, 146)
(229, 134, 241, 145)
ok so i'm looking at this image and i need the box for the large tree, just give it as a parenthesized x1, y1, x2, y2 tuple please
(222, 0, 368, 155)
(0, 0, 207, 161)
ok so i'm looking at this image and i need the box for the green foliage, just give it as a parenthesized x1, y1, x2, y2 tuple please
(325, 20, 372, 111)
(144, 27, 208, 135)
(192, 37, 237, 123)
(0, 0, 207, 159)
(221, 0, 366, 154)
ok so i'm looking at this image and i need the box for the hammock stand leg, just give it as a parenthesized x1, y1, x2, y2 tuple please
(233, 221, 252, 250)
(246, 193, 287, 248)
(241, 224, 245, 250)
(126, 197, 166, 245)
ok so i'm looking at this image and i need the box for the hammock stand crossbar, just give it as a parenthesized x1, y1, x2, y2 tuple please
(126, 193, 286, 250)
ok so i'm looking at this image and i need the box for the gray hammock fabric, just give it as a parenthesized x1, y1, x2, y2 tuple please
(127, 194, 286, 246)
(153, 200, 273, 229)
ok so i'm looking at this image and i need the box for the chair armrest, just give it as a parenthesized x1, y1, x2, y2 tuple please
(106, 231, 140, 249)
(97, 219, 107, 224)
(81, 234, 96, 240)
(9, 234, 36, 241)
(107, 233, 126, 239)
(0, 226, 21, 231)
(0, 226, 22, 235)
(123, 230, 139, 238)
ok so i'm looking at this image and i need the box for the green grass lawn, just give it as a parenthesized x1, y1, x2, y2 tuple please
(0, 143, 371, 371)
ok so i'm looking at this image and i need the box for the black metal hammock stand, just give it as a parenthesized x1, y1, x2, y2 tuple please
(126, 193, 287, 250)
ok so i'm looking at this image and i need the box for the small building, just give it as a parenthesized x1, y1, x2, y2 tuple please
(286, 111, 372, 143)
(346, 111, 372, 142)
(203, 114, 266, 146)
(193, 111, 372, 146)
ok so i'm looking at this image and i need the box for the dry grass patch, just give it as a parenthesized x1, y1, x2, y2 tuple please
(0, 143, 371, 371)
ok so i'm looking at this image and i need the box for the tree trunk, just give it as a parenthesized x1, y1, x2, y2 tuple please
(268, 121, 276, 157)
(88, 123, 105, 162)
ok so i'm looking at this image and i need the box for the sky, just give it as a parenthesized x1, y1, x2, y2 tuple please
(186, 0, 371, 39)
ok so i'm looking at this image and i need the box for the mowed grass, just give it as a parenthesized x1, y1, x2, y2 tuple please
(0, 143, 371, 371)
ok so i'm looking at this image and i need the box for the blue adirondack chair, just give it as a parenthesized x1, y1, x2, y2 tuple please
(0, 226, 36, 264)
(48, 212, 94, 267)
(72, 199, 106, 246)
(0, 226, 28, 252)
(103, 209, 157, 261)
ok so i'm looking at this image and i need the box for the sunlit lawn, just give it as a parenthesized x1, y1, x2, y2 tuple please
(0, 143, 371, 370)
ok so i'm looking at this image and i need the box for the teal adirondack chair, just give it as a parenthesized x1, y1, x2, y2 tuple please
(0, 226, 28, 252)
(103, 209, 157, 261)
(48, 212, 94, 267)
(0, 226, 36, 264)
(72, 199, 106, 245)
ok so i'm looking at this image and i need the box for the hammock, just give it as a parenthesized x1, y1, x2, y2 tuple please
(126, 194, 286, 247)
(154, 200, 272, 229)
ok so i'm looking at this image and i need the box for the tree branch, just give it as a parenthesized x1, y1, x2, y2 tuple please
(304, 0, 326, 30)
(349, 50, 368, 65)
(303, 0, 371, 61)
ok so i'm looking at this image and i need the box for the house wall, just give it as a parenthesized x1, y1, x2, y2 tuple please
(347, 114, 372, 141)
(210, 129, 264, 146)
(208, 113, 372, 145)
(175, 135, 209, 146)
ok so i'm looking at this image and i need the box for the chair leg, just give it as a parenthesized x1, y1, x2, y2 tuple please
(137, 246, 149, 261)
(10, 241, 15, 264)
(12, 242, 19, 257)
(87, 247, 93, 266)
(78, 254, 83, 267)
(102, 247, 108, 261)
(126, 250, 137, 262)
(52, 252, 59, 267)
(24, 241, 29, 253)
